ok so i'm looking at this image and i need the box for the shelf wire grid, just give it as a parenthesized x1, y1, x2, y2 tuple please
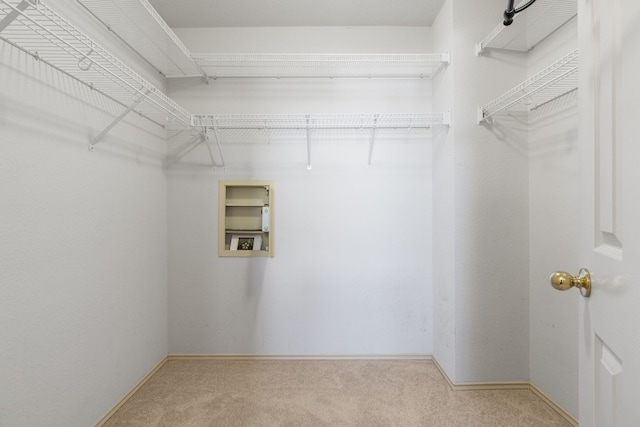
(0, 0, 195, 131)
(187, 113, 450, 149)
(191, 53, 450, 79)
(477, 0, 577, 54)
(75, 0, 205, 78)
(192, 113, 450, 131)
(479, 49, 578, 123)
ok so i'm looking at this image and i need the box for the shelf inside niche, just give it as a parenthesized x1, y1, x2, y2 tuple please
(476, 0, 577, 55)
(219, 180, 274, 257)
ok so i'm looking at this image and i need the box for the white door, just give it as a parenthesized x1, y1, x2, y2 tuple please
(577, 0, 640, 425)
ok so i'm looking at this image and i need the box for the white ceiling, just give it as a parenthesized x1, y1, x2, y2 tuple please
(147, 0, 447, 28)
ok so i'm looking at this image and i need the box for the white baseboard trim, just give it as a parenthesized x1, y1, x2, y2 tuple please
(93, 355, 168, 427)
(167, 353, 433, 361)
(529, 383, 579, 427)
(431, 357, 578, 427)
(431, 357, 530, 391)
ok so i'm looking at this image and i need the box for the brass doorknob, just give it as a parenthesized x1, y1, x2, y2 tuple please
(549, 268, 591, 297)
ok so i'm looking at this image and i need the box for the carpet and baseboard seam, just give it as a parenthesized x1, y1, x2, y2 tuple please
(168, 353, 433, 361)
(93, 355, 168, 427)
(431, 358, 578, 427)
(94, 353, 578, 427)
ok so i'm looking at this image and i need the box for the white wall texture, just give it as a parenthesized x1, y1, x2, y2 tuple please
(432, 0, 579, 413)
(0, 2, 169, 425)
(431, 0, 457, 378)
(0, 0, 583, 423)
(432, 0, 531, 383)
(174, 26, 432, 54)
(166, 26, 434, 355)
(527, 19, 579, 417)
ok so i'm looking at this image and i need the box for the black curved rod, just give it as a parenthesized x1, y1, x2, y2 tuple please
(503, 0, 538, 26)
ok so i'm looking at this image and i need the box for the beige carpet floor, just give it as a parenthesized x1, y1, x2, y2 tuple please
(102, 359, 574, 427)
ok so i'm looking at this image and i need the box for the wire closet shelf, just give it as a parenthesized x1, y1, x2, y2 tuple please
(188, 113, 450, 169)
(477, 49, 578, 124)
(74, 0, 205, 78)
(192, 113, 451, 130)
(191, 53, 450, 79)
(0, 0, 196, 135)
(476, 0, 577, 55)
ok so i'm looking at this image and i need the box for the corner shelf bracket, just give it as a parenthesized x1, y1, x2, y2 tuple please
(89, 88, 150, 151)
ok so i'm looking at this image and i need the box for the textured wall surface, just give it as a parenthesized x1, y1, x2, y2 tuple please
(431, 0, 457, 378)
(431, 0, 531, 383)
(166, 26, 434, 356)
(0, 2, 169, 426)
(527, 19, 579, 418)
(0, 1, 582, 424)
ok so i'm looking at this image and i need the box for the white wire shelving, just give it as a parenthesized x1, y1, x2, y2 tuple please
(476, 0, 577, 55)
(0, 0, 201, 150)
(74, 0, 205, 79)
(190, 113, 450, 168)
(477, 49, 578, 124)
(0, 1, 451, 169)
(191, 53, 450, 79)
(192, 113, 451, 130)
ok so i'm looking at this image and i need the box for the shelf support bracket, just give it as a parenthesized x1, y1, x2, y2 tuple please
(367, 115, 378, 166)
(89, 89, 150, 151)
(0, 0, 31, 33)
(202, 130, 218, 169)
(165, 133, 204, 166)
(306, 115, 312, 170)
(207, 123, 226, 169)
(477, 107, 486, 124)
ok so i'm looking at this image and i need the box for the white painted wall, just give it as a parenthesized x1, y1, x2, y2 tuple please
(527, 19, 579, 418)
(0, 0, 582, 422)
(0, 2, 169, 425)
(431, 0, 531, 383)
(174, 26, 432, 53)
(166, 27, 434, 355)
(433, 0, 579, 413)
(431, 0, 456, 378)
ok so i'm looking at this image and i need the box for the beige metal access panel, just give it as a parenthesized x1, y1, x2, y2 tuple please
(218, 180, 274, 257)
